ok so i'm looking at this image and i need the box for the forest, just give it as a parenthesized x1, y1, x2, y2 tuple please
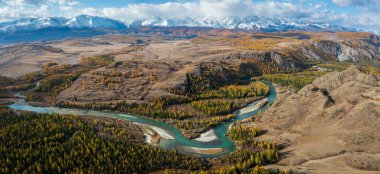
(0, 107, 206, 173)
(213, 123, 281, 173)
(0, 106, 290, 173)
(259, 70, 326, 91)
(197, 82, 270, 99)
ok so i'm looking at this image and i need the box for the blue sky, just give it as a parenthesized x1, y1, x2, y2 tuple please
(0, 0, 379, 33)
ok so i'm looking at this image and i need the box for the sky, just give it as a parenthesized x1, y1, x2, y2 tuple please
(0, 0, 379, 33)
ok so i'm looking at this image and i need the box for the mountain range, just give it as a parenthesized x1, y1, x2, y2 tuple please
(1, 15, 361, 33)
(0, 15, 365, 44)
(0, 15, 126, 33)
(130, 16, 359, 32)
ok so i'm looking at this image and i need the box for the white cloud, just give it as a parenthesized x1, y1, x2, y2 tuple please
(102, 2, 199, 23)
(251, 1, 312, 18)
(0, 0, 79, 21)
(353, 12, 380, 33)
(0, 0, 78, 5)
(66, 0, 78, 6)
(332, 0, 380, 6)
(98, 0, 245, 23)
(97, 0, 318, 23)
(198, 0, 254, 18)
(82, 7, 102, 17)
(0, 3, 50, 18)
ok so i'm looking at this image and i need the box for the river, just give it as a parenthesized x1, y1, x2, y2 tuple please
(8, 82, 276, 158)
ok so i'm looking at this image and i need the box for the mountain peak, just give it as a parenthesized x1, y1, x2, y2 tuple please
(0, 15, 126, 33)
(0, 15, 362, 33)
(129, 15, 361, 32)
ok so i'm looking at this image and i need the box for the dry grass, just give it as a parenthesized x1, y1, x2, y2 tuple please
(336, 32, 376, 40)
(192, 33, 303, 51)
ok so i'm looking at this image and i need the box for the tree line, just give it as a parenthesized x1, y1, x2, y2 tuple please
(190, 100, 239, 116)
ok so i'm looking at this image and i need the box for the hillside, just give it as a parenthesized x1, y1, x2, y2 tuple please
(249, 66, 380, 173)
(56, 32, 379, 105)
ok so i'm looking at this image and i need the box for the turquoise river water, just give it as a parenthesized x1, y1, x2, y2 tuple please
(9, 82, 276, 158)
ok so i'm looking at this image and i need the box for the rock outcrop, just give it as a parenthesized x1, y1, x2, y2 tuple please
(253, 66, 380, 173)
(299, 40, 377, 62)
(211, 39, 377, 72)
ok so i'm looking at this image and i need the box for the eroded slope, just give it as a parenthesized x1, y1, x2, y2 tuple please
(252, 66, 380, 173)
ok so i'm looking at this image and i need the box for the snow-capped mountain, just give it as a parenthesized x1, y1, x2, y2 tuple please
(0, 15, 126, 33)
(65, 15, 126, 29)
(0, 15, 360, 34)
(0, 15, 365, 45)
(130, 16, 359, 32)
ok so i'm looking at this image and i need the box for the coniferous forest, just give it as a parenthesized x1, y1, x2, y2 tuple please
(0, 107, 205, 173)
(0, 107, 290, 174)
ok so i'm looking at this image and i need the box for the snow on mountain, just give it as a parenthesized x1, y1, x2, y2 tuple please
(0, 15, 363, 34)
(65, 15, 126, 29)
(0, 17, 67, 32)
(130, 16, 360, 32)
(0, 15, 126, 33)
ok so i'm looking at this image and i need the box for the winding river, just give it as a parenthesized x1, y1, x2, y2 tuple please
(8, 82, 276, 158)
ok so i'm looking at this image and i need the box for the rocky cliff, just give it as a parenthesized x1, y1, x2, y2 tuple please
(205, 39, 378, 72)
(301, 40, 377, 61)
